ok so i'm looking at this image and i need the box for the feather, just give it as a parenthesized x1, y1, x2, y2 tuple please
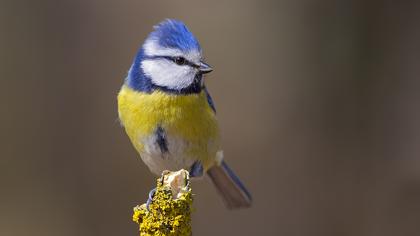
(207, 161, 252, 209)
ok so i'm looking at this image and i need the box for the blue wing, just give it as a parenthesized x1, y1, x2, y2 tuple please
(204, 87, 216, 113)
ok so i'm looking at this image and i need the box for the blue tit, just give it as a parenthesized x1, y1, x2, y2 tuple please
(118, 19, 251, 209)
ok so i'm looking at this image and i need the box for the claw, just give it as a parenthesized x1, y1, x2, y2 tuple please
(146, 188, 156, 211)
(161, 170, 170, 183)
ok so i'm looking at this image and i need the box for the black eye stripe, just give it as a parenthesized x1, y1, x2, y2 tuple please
(144, 55, 198, 68)
(171, 56, 198, 68)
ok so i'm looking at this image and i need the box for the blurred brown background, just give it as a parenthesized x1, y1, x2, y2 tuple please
(1, 0, 420, 235)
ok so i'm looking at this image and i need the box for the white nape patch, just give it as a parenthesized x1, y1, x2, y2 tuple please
(141, 58, 196, 90)
(144, 39, 201, 63)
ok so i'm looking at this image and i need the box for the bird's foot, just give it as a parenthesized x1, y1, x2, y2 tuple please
(189, 161, 203, 178)
(146, 188, 156, 211)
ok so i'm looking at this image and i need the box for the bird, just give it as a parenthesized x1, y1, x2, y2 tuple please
(117, 19, 251, 209)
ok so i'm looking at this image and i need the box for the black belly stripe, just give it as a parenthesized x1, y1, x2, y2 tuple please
(155, 126, 168, 154)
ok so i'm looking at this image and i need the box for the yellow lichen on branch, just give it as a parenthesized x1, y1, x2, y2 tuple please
(132, 170, 193, 236)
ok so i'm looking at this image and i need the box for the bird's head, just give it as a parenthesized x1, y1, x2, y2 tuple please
(127, 19, 212, 94)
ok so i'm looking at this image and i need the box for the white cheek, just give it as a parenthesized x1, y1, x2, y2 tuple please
(141, 59, 196, 90)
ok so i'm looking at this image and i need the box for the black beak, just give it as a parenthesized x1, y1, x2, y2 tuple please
(198, 61, 213, 74)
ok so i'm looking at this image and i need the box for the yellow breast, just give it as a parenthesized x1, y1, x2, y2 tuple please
(117, 85, 220, 169)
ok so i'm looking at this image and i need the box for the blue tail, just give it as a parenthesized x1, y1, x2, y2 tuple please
(207, 161, 252, 209)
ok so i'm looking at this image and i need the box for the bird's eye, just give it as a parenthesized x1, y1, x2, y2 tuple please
(174, 57, 186, 65)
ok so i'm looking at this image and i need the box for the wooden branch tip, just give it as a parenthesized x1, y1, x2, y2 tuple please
(133, 169, 193, 236)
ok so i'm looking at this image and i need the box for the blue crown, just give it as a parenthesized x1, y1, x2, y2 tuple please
(147, 19, 201, 52)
